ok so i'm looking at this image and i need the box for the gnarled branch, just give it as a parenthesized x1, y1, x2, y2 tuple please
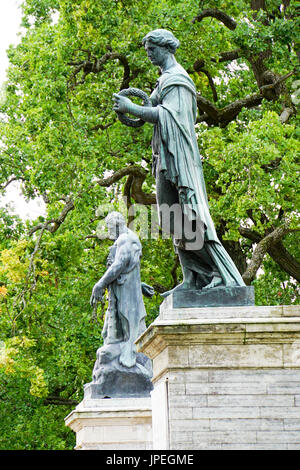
(198, 69, 218, 102)
(0, 177, 22, 192)
(192, 8, 237, 30)
(239, 221, 300, 284)
(68, 49, 134, 91)
(196, 70, 295, 126)
(29, 198, 75, 236)
(96, 165, 156, 205)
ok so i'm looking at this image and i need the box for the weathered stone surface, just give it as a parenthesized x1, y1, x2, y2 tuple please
(210, 419, 265, 431)
(207, 394, 294, 407)
(66, 305, 300, 450)
(222, 443, 288, 450)
(186, 382, 267, 395)
(188, 344, 283, 368)
(192, 430, 257, 445)
(136, 305, 300, 367)
(209, 369, 300, 383)
(65, 397, 152, 450)
(283, 342, 300, 367)
(284, 419, 300, 430)
(135, 304, 300, 450)
(157, 302, 300, 321)
(158, 303, 299, 321)
(151, 380, 169, 450)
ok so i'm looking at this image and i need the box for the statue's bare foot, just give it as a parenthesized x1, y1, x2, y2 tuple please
(203, 276, 223, 290)
(161, 282, 195, 298)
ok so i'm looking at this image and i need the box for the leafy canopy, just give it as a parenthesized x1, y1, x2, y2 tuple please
(0, 0, 299, 449)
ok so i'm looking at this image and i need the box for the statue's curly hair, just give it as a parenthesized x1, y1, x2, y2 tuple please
(105, 211, 126, 226)
(142, 29, 180, 54)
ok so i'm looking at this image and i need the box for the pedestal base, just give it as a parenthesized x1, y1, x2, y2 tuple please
(65, 304, 300, 450)
(65, 397, 152, 450)
(84, 375, 153, 399)
(136, 304, 300, 450)
(89, 346, 153, 398)
(163, 285, 255, 308)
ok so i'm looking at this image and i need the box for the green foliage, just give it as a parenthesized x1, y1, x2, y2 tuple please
(0, 336, 48, 397)
(199, 111, 299, 238)
(0, 373, 74, 449)
(253, 254, 299, 307)
(0, 0, 299, 449)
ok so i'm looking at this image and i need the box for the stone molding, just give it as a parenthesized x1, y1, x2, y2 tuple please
(136, 305, 300, 382)
(135, 304, 300, 450)
(65, 397, 152, 450)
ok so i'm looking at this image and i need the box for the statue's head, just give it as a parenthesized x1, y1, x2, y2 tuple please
(105, 211, 126, 240)
(142, 29, 180, 66)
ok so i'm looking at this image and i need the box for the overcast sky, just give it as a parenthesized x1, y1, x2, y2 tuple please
(0, 0, 22, 84)
(0, 0, 46, 220)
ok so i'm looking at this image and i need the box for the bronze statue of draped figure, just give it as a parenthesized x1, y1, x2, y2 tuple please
(113, 29, 251, 303)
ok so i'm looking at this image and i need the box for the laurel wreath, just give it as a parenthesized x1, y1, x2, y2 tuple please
(116, 88, 152, 128)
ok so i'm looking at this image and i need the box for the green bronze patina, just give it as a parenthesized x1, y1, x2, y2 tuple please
(113, 29, 253, 306)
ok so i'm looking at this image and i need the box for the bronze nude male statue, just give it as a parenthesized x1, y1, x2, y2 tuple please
(88, 212, 153, 398)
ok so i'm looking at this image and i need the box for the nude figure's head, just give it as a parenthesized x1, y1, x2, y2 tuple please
(142, 29, 180, 66)
(105, 211, 126, 240)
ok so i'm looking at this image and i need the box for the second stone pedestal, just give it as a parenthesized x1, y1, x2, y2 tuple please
(65, 397, 152, 450)
(136, 301, 300, 450)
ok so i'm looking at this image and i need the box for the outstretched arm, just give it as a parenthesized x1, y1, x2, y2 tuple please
(112, 93, 159, 124)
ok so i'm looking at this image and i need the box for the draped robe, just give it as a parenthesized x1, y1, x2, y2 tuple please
(150, 63, 245, 287)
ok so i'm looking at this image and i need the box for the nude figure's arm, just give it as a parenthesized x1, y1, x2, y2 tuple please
(90, 239, 131, 306)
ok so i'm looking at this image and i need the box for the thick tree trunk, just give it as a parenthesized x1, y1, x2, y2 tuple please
(268, 241, 300, 282)
(239, 225, 300, 283)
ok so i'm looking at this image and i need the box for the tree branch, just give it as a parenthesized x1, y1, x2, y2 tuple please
(29, 199, 75, 236)
(268, 240, 300, 282)
(214, 50, 241, 63)
(192, 8, 237, 30)
(96, 166, 156, 205)
(198, 69, 218, 102)
(28, 167, 155, 240)
(196, 69, 295, 127)
(12, 222, 48, 320)
(44, 396, 78, 406)
(196, 94, 220, 123)
(191, 2, 296, 127)
(0, 177, 24, 192)
(68, 50, 134, 90)
(239, 221, 300, 284)
(242, 223, 289, 284)
(217, 93, 263, 127)
(196, 91, 262, 126)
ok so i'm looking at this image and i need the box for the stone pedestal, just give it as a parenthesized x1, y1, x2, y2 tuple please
(136, 303, 300, 450)
(65, 397, 152, 450)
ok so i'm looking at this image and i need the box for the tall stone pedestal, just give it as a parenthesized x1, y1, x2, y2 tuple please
(136, 301, 300, 450)
(65, 397, 152, 450)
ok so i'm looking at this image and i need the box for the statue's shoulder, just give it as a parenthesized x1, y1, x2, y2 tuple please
(162, 64, 191, 80)
(117, 230, 140, 248)
(160, 64, 196, 94)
